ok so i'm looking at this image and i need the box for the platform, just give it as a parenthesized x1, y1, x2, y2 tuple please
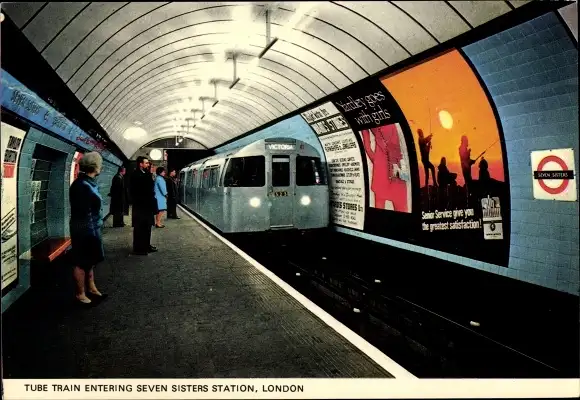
(2, 209, 399, 379)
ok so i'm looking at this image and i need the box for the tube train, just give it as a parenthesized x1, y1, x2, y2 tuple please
(178, 138, 329, 233)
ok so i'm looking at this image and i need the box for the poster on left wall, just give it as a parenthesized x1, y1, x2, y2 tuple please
(69, 151, 83, 185)
(1, 122, 26, 292)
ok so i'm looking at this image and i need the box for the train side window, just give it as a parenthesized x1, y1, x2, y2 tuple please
(210, 167, 219, 188)
(272, 155, 290, 187)
(224, 156, 265, 187)
(202, 169, 210, 188)
(296, 156, 327, 186)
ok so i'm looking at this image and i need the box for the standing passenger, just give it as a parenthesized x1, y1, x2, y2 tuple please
(69, 152, 107, 305)
(154, 167, 168, 228)
(108, 166, 126, 227)
(166, 169, 180, 219)
(130, 156, 158, 255)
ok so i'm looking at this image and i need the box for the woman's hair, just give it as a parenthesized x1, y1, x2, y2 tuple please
(156, 166, 165, 175)
(79, 152, 103, 173)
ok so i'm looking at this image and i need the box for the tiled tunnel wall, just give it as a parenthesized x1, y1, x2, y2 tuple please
(212, 11, 578, 296)
(18, 128, 77, 254)
(31, 145, 61, 247)
(462, 11, 579, 295)
(30, 150, 53, 247)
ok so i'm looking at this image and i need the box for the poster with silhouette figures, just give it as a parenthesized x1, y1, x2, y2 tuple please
(1, 122, 26, 292)
(301, 102, 366, 230)
(382, 49, 509, 266)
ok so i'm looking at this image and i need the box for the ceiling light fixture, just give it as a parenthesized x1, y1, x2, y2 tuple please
(228, 52, 241, 90)
(149, 148, 163, 160)
(123, 126, 147, 140)
(258, 9, 278, 59)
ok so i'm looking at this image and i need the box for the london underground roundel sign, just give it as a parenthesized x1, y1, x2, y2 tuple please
(531, 148, 576, 201)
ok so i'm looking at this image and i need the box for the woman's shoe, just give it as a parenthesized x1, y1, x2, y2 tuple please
(75, 296, 93, 307)
(88, 291, 108, 300)
(155, 224, 165, 228)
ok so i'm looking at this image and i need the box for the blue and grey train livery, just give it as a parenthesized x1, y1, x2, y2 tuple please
(178, 138, 330, 233)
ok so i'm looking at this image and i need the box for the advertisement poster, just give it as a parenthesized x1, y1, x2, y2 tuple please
(330, 79, 418, 240)
(382, 49, 509, 265)
(481, 196, 503, 240)
(360, 123, 412, 213)
(70, 151, 83, 185)
(1, 122, 26, 292)
(301, 102, 365, 230)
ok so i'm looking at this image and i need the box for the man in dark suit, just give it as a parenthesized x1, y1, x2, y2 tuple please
(165, 169, 180, 219)
(130, 156, 158, 255)
(109, 166, 126, 227)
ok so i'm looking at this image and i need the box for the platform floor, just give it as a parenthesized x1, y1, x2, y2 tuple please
(2, 209, 393, 378)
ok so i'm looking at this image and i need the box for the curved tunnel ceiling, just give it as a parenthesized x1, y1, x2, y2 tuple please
(2, 1, 533, 157)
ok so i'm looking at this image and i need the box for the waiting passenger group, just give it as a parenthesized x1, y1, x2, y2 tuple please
(68, 152, 179, 306)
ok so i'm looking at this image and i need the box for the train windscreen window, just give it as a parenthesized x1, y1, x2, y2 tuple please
(224, 156, 265, 187)
(296, 156, 326, 186)
(272, 155, 290, 187)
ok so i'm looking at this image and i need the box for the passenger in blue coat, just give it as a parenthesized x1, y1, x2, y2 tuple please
(69, 152, 107, 306)
(154, 166, 168, 228)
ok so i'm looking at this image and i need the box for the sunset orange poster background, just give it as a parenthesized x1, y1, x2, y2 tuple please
(381, 49, 505, 188)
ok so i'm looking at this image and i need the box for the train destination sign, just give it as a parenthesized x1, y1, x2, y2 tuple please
(531, 149, 577, 201)
(266, 143, 295, 151)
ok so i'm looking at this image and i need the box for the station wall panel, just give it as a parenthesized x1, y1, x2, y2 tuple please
(3, 124, 121, 312)
(2, 122, 124, 312)
(17, 128, 76, 258)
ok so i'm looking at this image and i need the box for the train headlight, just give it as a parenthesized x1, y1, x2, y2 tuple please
(249, 197, 261, 207)
(300, 195, 311, 206)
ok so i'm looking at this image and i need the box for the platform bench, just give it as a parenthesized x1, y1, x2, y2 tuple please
(29, 237, 72, 290)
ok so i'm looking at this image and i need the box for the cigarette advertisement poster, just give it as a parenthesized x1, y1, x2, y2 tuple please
(300, 102, 365, 230)
(1, 122, 26, 292)
(381, 49, 510, 265)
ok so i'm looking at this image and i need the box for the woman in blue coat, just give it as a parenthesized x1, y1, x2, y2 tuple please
(154, 166, 168, 228)
(69, 152, 107, 306)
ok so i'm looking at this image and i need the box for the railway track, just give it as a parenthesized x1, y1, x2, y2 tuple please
(228, 231, 565, 378)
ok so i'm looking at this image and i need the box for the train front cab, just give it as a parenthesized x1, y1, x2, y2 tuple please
(268, 146, 328, 231)
(224, 141, 329, 234)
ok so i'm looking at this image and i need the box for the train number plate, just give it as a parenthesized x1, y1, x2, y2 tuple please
(272, 191, 289, 197)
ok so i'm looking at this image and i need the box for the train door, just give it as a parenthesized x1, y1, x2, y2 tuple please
(268, 154, 294, 228)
